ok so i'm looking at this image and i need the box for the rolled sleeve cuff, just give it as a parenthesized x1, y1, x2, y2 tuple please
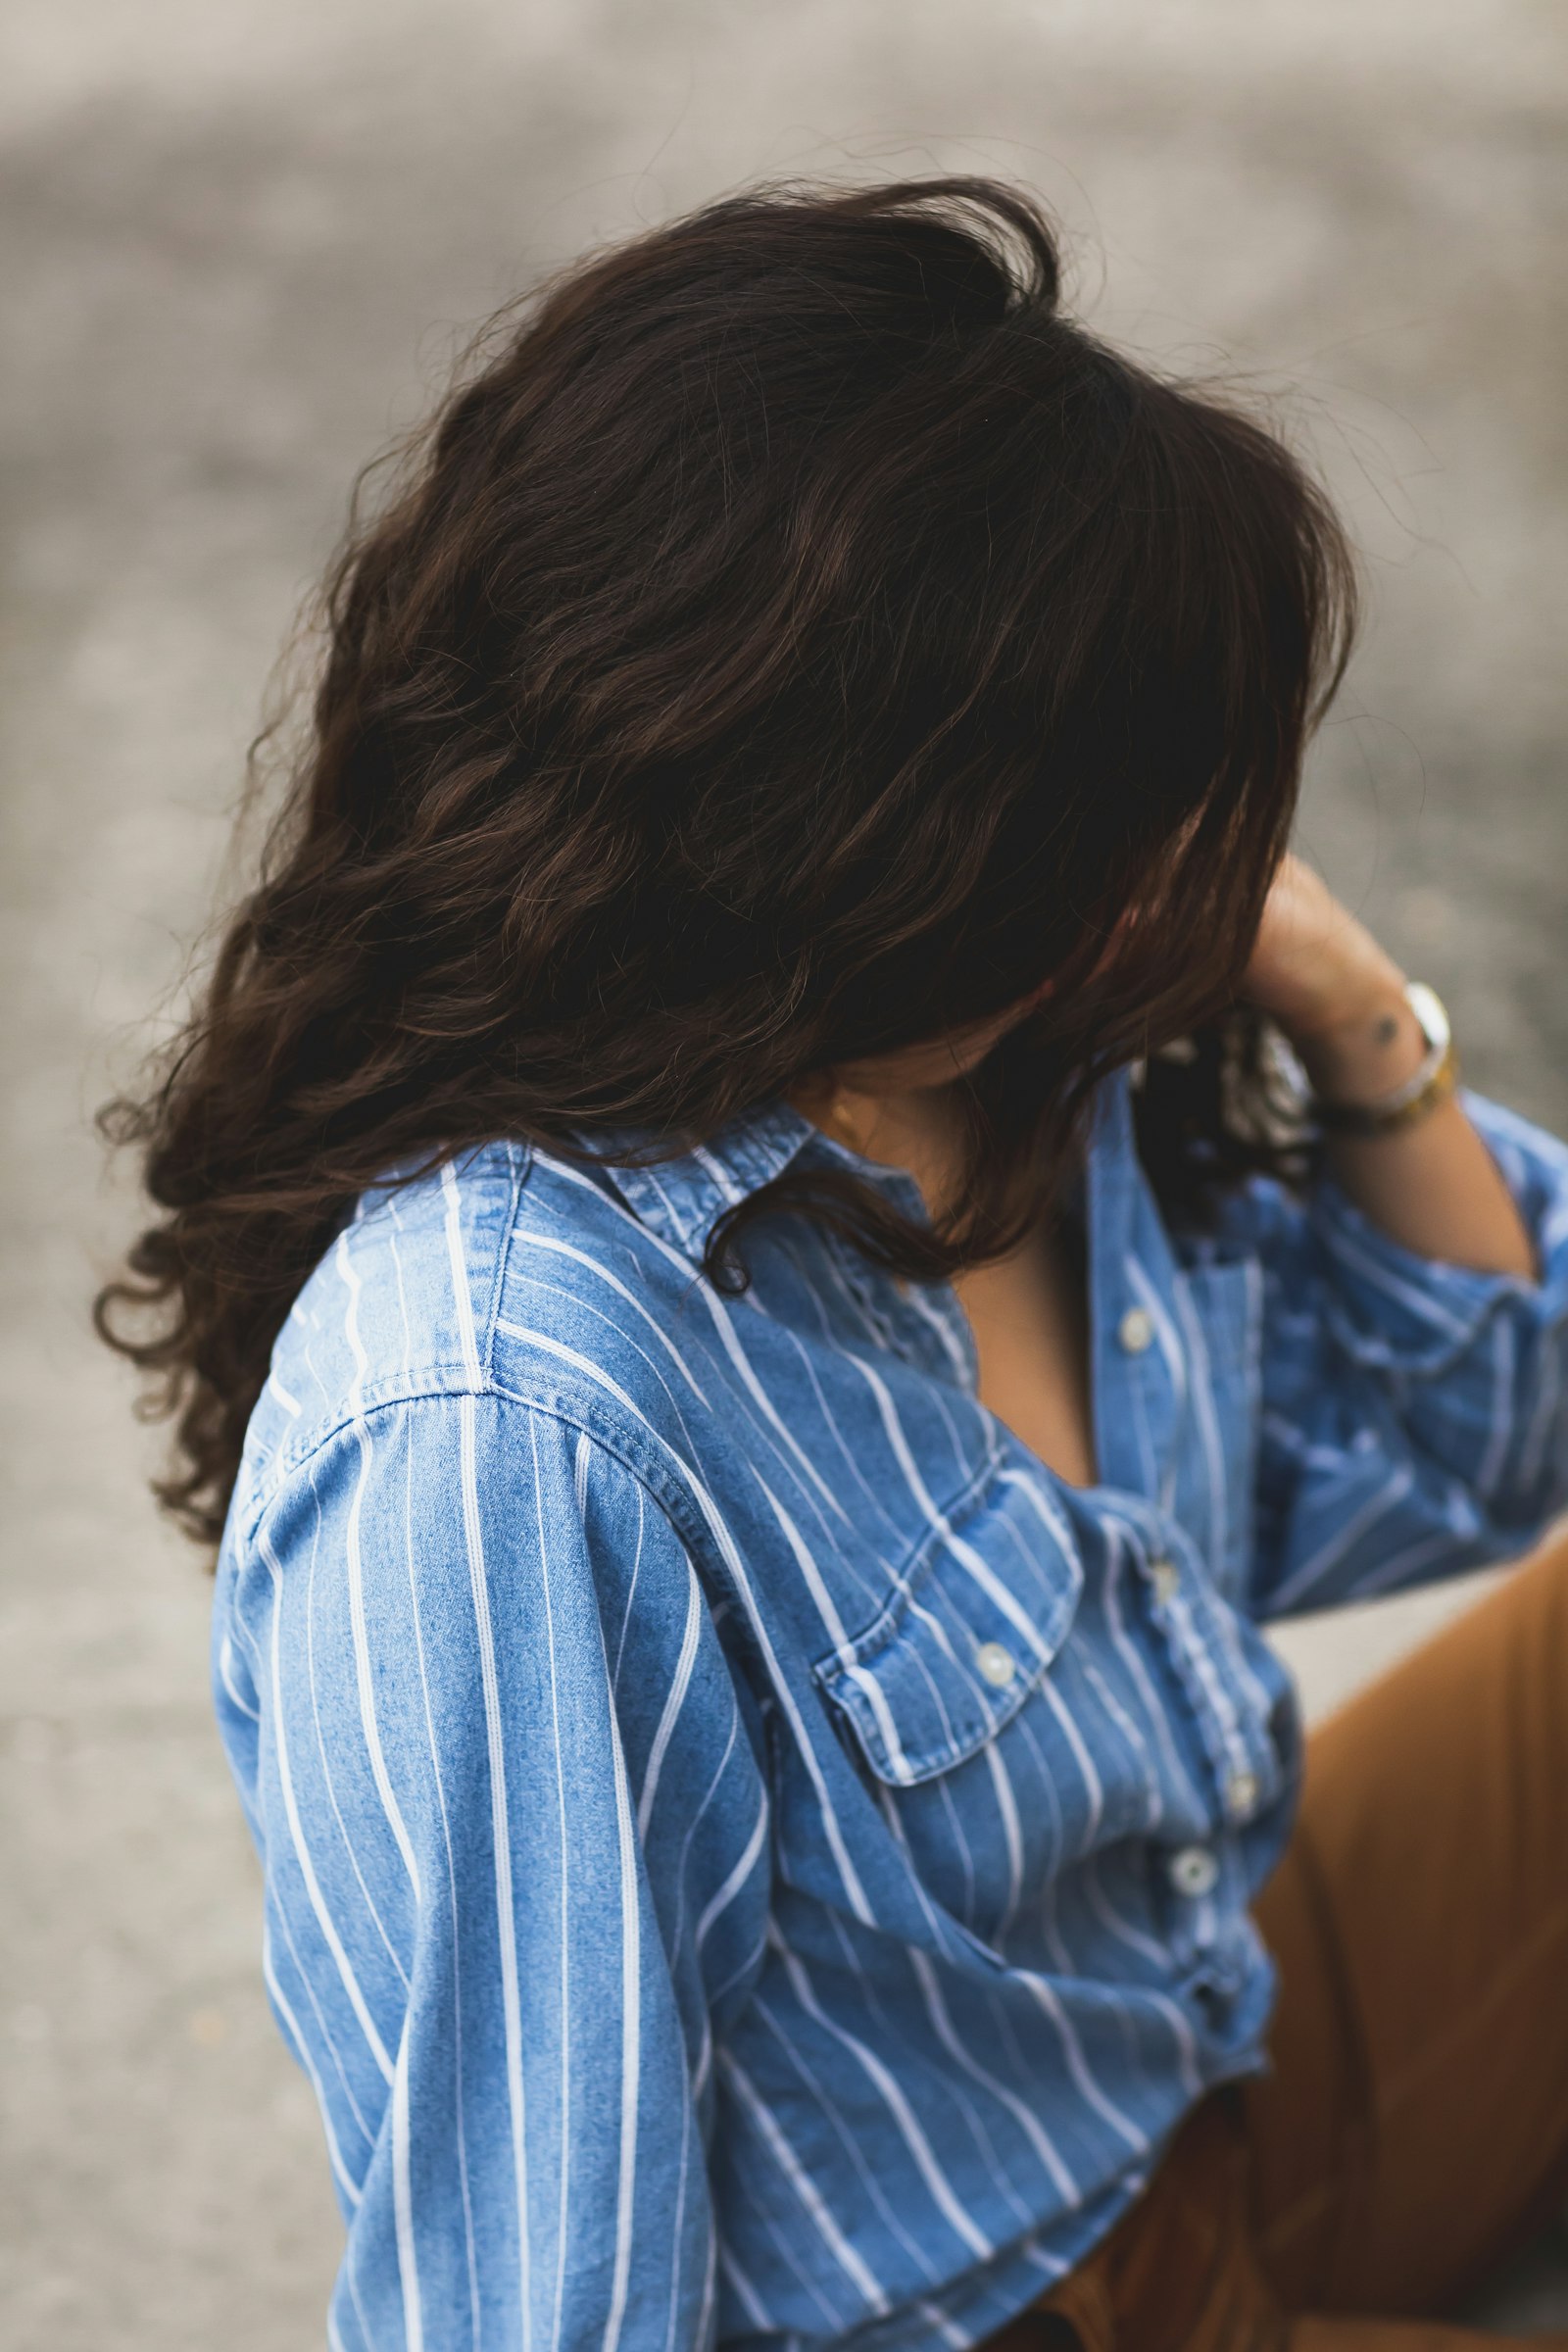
(1307, 1087, 1568, 1380)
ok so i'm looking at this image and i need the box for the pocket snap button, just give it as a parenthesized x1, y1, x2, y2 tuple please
(975, 1641, 1017, 1690)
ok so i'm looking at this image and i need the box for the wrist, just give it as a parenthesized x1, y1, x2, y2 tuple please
(1286, 968, 1426, 1107)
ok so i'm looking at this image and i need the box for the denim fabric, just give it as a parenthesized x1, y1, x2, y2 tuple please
(212, 1071, 1568, 2352)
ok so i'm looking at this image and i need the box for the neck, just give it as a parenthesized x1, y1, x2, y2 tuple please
(786, 1076, 970, 1224)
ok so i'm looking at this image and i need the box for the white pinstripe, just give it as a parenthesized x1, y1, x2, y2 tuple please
(262, 1930, 366, 2206)
(390, 2017, 425, 2352)
(401, 1413, 482, 2344)
(768, 1932, 995, 2263)
(719, 2050, 889, 2312)
(599, 1641, 643, 2352)
(259, 1524, 395, 2085)
(457, 1393, 534, 2352)
(636, 1558, 704, 1840)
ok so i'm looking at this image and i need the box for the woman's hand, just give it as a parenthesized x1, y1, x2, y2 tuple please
(1242, 852, 1415, 1095)
(1242, 852, 1536, 1281)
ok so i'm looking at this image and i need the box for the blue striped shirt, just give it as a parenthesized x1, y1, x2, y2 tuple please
(213, 1069, 1568, 2352)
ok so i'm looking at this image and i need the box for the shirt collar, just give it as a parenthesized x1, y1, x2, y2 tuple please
(573, 1066, 1136, 1267)
(573, 1093, 933, 1265)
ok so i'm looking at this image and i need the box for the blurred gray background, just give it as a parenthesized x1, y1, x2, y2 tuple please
(2, 0, 1566, 2343)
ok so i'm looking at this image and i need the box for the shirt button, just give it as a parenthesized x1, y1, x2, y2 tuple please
(1168, 1844, 1220, 1898)
(1117, 1306, 1154, 1355)
(1224, 1769, 1260, 1821)
(1150, 1555, 1181, 1604)
(976, 1641, 1017, 1690)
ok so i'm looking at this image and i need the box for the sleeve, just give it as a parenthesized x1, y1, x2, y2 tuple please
(231, 1395, 771, 2352)
(1217, 1088, 1568, 1618)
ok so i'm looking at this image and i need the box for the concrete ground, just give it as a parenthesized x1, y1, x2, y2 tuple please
(2, 1, 1566, 2342)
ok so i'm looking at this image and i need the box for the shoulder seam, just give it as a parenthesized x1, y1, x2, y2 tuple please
(237, 1379, 703, 1569)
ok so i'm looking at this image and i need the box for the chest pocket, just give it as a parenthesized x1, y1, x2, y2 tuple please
(812, 1458, 1084, 1786)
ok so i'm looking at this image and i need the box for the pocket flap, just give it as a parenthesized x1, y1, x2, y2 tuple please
(813, 1460, 1085, 1785)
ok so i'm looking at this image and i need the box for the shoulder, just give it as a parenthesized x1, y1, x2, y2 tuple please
(232, 1136, 710, 1538)
(239, 1141, 525, 1497)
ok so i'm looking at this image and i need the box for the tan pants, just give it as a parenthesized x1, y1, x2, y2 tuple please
(1012, 1522, 1568, 2352)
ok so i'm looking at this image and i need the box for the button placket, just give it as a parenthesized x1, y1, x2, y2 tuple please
(1087, 1081, 1174, 1501)
(1117, 1305, 1155, 1355)
(1121, 1507, 1283, 1839)
(1168, 1844, 1220, 1899)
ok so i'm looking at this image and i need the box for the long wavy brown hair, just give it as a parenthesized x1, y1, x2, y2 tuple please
(96, 173, 1355, 1545)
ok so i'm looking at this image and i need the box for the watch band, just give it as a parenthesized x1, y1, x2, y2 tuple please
(1312, 980, 1460, 1137)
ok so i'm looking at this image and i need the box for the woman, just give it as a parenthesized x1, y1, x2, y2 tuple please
(99, 177, 1568, 2352)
